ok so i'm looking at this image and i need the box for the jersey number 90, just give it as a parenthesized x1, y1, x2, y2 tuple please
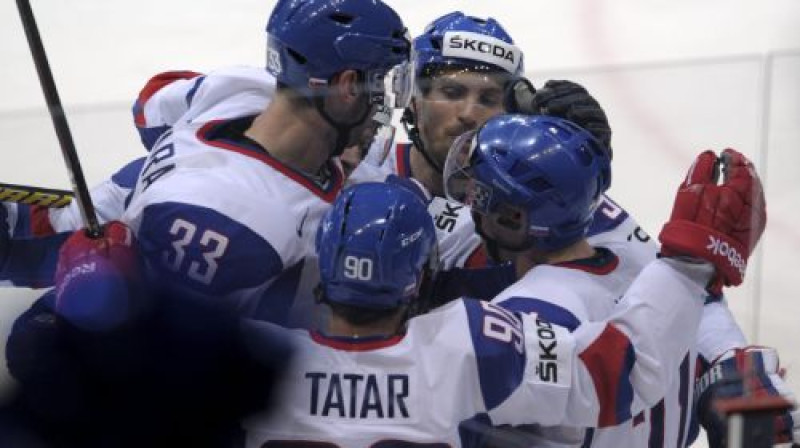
(343, 255, 374, 281)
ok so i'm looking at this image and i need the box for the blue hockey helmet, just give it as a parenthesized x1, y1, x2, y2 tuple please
(266, 0, 410, 99)
(444, 114, 611, 251)
(412, 11, 523, 82)
(316, 182, 437, 310)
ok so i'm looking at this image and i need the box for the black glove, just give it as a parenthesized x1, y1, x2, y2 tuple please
(505, 78, 613, 156)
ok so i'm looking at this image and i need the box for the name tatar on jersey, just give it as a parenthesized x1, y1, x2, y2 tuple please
(305, 371, 411, 421)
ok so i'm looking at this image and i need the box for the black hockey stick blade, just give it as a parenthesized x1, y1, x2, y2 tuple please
(16, 0, 102, 237)
(0, 182, 73, 208)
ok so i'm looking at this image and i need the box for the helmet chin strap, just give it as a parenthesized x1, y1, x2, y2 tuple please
(471, 212, 536, 264)
(311, 77, 374, 158)
(401, 108, 444, 174)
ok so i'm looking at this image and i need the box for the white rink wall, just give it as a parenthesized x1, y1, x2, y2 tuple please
(1, 1, 799, 446)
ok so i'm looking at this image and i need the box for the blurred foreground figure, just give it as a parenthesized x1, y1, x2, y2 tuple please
(2, 221, 292, 447)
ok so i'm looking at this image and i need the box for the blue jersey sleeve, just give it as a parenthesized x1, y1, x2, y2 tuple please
(135, 201, 283, 301)
(462, 299, 527, 411)
(433, 263, 516, 304)
(0, 232, 70, 287)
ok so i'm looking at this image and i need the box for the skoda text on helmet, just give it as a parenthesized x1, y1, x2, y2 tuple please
(265, 0, 410, 155)
(443, 114, 612, 252)
(414, 11, 523, 81)
(401, 11, 523, 173)
(316, 182, 438, 310)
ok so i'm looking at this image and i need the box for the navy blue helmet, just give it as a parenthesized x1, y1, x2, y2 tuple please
(444, 114, 611, 251)
(316, 182, 437, 309)
(266, 0, 410, 100)
(413, 11, 523, 82)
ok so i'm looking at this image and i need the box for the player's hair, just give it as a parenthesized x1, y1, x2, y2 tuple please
(316, 182, 438, 311)
(326, 302, 406, 327)
(445, 114, 611, 251)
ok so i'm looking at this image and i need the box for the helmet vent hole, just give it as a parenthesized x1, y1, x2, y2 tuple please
(526, 177, 553, 193)
(287, 47, 307, 65)
(577, 145, 593, 166)
(329, 13, 355, 25)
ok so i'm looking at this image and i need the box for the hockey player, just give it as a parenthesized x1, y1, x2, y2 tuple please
(241, 129, 765, 445)
(80, 1, 408, 327)
(385, 11, 798, 446)
(443, 113, 795, 446)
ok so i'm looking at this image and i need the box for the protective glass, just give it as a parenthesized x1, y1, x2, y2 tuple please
(388, 57, 415, 109)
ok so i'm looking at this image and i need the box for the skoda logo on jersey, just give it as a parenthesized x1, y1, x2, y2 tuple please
(442, 31, 521, 75)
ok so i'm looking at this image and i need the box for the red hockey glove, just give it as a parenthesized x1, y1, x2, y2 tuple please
(659, 149, 766, 295)
(54, 221, 143, 331)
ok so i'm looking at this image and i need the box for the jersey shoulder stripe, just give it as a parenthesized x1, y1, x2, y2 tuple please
(578, 323, 636, 427)
(133, 70, 204, 127)
(196, 120, 344, 203)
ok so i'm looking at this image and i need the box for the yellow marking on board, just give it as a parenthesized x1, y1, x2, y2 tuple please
(0, 188, 73, 208)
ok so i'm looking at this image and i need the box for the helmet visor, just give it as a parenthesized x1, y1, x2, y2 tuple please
(388, 58, 415, 109)
(443, 130, 494, 215)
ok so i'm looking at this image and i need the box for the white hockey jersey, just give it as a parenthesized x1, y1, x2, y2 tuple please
(242, 258, 708, 447)
(376, 143, 711, 447)
(491, 242, 697, 447)
(122, 66, 343, 325)
(4, 158, 143, 239)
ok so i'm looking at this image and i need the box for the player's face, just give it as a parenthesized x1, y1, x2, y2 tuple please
(415, 70, 506, 168)
(340, 123, 379, 177)
(472, 203, 530, 253)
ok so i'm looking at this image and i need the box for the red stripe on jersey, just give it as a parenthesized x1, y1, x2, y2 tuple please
(464, 245, 488, 268)
(394, 143, 413, 178)
(196, 121, 344, 203)
(30, 205, 56, 236)
(310, 331, 405, 351)
(579, 323, 636, 427)
(134, 70, 203, 126)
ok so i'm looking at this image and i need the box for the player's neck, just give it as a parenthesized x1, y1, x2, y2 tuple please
(246, 100, 334, 175)
(409, 145, 445, 197)
(516, 239, 596, 277)
(325, 312, 406, 339)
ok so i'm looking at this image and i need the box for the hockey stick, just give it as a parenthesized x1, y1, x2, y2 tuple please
(16, 0, 102, 237)
(0, 182, 73, 208)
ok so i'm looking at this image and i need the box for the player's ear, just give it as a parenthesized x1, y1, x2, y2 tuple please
(331, 70, 361, 103)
